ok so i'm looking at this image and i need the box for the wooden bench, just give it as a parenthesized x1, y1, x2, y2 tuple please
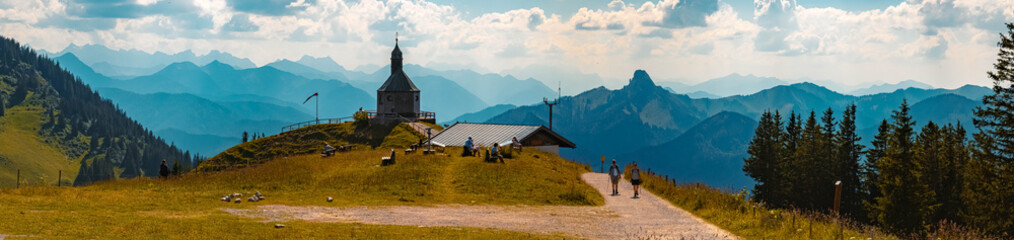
(381, 150, 396, 166)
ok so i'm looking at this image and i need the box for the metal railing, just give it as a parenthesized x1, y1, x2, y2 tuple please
(280, 111, 435, 133)
(281, 117, 354, 132)
(363, 110, 435, 120)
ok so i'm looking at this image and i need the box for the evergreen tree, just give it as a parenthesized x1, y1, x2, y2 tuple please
(11, 77, 28, 105)
(242, 131, 249, 143)
(873, 100, 935, 235)
(792, 111, 822, 209)
(937, 123, 968, 224)
(172, 160, 181, 176)
(864, 119, 890, 218)
(835, 104, 865, 219)
(781, 111, 802, 208)
(968, 22, 1014, 235)
(744, 111, 786, 207)
(915, 122, 944, 224)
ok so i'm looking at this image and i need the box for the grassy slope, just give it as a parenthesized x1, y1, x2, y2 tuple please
(200, 121, 430, 171)
(0, 105, 78, 188)
(0, 143, 601, 238)
(629, 168, 896, 240)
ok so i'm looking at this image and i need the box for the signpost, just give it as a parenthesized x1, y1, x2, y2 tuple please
(601, 156, 605, 173)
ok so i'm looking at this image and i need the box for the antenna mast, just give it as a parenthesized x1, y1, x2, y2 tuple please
(544, 81, 561, 130)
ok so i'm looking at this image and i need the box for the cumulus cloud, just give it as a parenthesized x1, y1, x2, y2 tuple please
(226, 0, 313, 16)
(223, 14, 259, 32)
(65, 0, 200, 18)
(639, 28, 673, 38)
(2, 0, 1013, 89)
(645, 0, 719, 28)
(752, 0, 797, 53)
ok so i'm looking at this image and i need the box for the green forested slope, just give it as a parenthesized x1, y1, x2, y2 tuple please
(0, 36, 198, 186)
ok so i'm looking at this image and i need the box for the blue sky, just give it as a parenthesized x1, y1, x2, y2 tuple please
(1, 0, 1012, 92)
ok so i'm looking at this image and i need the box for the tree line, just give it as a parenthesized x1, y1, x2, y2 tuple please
(0, 36, 204, 185)
(744, 23, 1014, 236)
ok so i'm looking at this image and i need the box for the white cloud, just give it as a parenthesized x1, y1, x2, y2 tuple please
(1, 0, 1012, 90)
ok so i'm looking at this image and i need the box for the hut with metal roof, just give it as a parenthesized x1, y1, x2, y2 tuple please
(429, 122, 576, 155)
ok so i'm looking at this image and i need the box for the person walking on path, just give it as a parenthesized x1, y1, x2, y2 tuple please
(630, 162, 642, 199)
(608, 159, 621, 196)
(159, 160, 170, 179)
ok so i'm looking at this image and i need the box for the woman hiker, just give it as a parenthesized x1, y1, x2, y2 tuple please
(608, 159, 621, 196)
(630, 162, 642, 199)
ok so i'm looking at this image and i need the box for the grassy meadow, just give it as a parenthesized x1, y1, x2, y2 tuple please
(628, 167, 898, 240)
(0, 146, 601, 239)
(0, 105, 79, 188)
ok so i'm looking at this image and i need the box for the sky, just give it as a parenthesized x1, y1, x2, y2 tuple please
(1, 0, 1012, 92)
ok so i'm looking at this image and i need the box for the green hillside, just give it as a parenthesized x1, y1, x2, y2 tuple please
(0, 121, 602, 238)
(0, 105, 78, 187)
(199, 121, 441, 171)
(0, 36, 197, 186)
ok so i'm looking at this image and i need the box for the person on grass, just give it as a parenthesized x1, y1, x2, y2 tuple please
(630, 162, 642, 199)
(491, 143, 504, 163)
(608, 159, 621, 196)
(463, 136, 475, 157)
(159, 159, 170, 179)
(511, 137, 522, 152)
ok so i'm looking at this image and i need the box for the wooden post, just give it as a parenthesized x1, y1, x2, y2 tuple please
(16, 169, 20, 189)
(834, 181, 843, 240)
(58, 170, 62, 187)
(834, 181, 842, 214)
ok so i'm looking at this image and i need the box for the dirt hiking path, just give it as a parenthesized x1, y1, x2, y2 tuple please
(225, 173, 737, 239)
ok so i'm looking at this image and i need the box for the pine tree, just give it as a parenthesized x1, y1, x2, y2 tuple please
(967, 22, 1014, 235)
(835, 104, 865, 219)
(745, 111, 786, 207)
(792, 111, 822, 209)
(915, 121, 944, 223)
(242, 131, 249, 143)
(873, 100, 935, 235)
(782, 111, 802, 208)
(937, 123, 968, 223)
(864, 119, 890, 222)
(172, 160, 181, 176)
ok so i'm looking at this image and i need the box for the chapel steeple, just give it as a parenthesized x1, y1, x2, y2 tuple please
(391, 34, 403, 74)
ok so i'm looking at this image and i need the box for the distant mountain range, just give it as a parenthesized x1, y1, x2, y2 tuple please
(52, 54, 372, 156)
(444, 104, 517, 125)
(1, 38, 196, 186)
(619, 111, 757, 189)
(355, 64, 558, 106)
(485, 70, 989, 189)
(847, 80, 932, 96)
(659, 74, 939, 98)
(45, 44, 257, 77)
(848, 80, 934, 96)
(44, 44, 991, 185)
(681, 74, 789, 97)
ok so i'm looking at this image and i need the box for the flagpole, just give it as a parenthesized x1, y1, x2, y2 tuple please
(315, 94, 319, 124)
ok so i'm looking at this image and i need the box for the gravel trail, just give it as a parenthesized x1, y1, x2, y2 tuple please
(225, 172, 737, 239)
